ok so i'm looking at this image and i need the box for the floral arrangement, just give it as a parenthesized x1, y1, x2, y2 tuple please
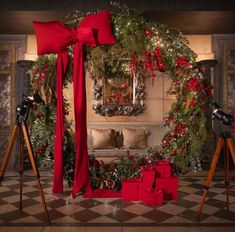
(28, 9, 213, 190)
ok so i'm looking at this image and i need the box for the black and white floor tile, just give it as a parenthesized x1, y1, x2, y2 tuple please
(0, 171, 235, 227)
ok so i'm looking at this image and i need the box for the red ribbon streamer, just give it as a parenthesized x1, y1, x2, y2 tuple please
(33, 11, 116, 197)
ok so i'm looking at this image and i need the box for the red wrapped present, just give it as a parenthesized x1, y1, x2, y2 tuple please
(122, 178, 142, 201)
(144, 188, 164, 206)
(142, 168, 155, 188)
(155, 164, 171, 178)
(138, 182, 146, 201)
(157, 159, 170, 166)
(155, 176, 178, 201)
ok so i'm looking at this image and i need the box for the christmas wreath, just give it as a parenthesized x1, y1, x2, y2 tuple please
(29, 9, 213, 190)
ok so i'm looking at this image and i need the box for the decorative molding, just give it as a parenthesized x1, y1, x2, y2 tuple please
(212, 34, 235, 138)
(91, 60, 146, 117)
(87, 121, 163, 127)
(0, 34, 27, 169)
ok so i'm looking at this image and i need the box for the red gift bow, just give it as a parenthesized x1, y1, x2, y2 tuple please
(33, 11, 116, 197)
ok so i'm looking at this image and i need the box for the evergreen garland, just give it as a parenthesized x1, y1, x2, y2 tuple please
(29, 55, 75, 185)
(28, 9, 213, 189)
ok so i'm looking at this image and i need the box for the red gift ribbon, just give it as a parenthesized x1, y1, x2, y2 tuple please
(34, 11, 116, 197)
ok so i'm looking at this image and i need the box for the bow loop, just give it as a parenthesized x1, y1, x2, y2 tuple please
(75, 27, 96, 46)
(52, 25, 77, 52)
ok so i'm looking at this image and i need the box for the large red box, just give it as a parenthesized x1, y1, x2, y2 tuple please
(155, 176, 178, 201)
(122, 179, 141, 201)
(138, 182, 146, 201)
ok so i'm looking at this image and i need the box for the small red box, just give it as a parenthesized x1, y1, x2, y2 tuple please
(144, 189, 164, 206)
(155, 176, 178, 201)
(157, 160, 171, 166)
(122, 179, 141, 201)
(142, 169, 155, 187)
(155, 165, 171, 178)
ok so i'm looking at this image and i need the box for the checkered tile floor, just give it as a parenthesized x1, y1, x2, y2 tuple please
(1, 171, 235, 227)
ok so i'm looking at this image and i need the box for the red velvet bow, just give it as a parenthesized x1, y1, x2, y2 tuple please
(33, 10, 116, 197)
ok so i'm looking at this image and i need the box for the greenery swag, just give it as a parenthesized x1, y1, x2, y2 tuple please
(29, 9, 213, 190)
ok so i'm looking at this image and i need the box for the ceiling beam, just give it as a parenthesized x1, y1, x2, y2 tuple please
(1, 0, 235, 11)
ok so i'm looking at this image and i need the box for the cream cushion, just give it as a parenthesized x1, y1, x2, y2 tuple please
(122, 127, 149, 149)
(90, 128, 116, 149)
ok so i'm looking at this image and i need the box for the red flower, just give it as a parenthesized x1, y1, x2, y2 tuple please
(165, 116, 173, 123)
(162, 139, 170, 146)
(174, 80, 180, 86)
(184, 77, 200, 93)
(131, 164, 136, 170)
(107, 180, 114, 187)
(145, 51, 150, 57)
(170, 131, 178, 138)
(170, 151, 177, 156)
(145, 29, 154, 38)
(42, 73, 46, 78)
(43, 65, 49, 72)
(93, 159, 100, 167)
(34, 68, 39, 75)
(38, 149, 45, 155)
(36, 112, 44, 119)
(156, 60, 165, 72)
(100, 175, 106, 180)
(180, 128, 187, 136)
(203, 85, 213, 96)
(99, 160, 104, 167)
(176, 56, 191, 68)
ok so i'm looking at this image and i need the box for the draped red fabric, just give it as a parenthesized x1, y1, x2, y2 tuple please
(52, 52, 68, 193)
(71, 43, 92, 196)
(33, 10, 116, 196)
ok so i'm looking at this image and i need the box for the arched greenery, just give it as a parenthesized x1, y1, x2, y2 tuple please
(29, 9, 213, 189)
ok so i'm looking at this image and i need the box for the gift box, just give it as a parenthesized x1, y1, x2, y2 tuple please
(142, 168, 155, 188)
(122, 178, 141, 201)
(155, 176, 178, 201)
(155, 164, 171, 178)
(137, 183, 163, 205)
(138, 182, 146, 201)
(157, 160, 171, 166)
(144, 189, 164, 206)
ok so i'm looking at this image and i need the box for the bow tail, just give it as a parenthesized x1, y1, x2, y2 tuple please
(52, 52, 68, 193)
(71, 43, 92, 197)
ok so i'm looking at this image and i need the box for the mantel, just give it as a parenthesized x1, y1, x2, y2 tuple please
(88, 121, 164, 126)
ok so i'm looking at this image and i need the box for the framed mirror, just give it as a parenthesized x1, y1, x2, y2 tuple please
(92, 58, 145, 116)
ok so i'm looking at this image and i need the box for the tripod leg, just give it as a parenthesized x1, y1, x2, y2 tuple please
(226, 138, 235, 166)
(197, 137, 224, 221)
(224, 141, 230, 210)
(21, 124, 50, 225)
(19, 127, 24, 210)
(0, 124, 19, 184)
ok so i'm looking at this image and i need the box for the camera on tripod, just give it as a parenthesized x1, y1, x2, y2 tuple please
(16, 91, 44, 123)
(0, 89, 50, 224)
(212, 102, 234, 126)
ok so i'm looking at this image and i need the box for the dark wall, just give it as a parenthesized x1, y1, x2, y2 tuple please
(1, 0, 235, 11)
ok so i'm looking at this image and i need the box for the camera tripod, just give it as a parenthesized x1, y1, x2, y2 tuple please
(0, 113, 50, 224)
(197, 132, 235, 221)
